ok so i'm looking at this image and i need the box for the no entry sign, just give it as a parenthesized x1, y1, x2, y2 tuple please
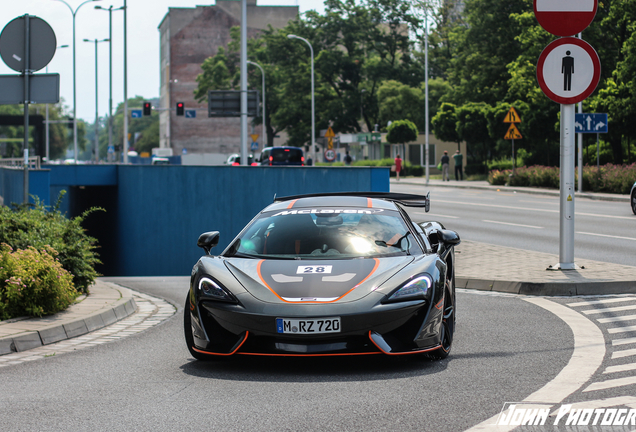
(537, 37, 600, 105)
(534, 0, 598, 37)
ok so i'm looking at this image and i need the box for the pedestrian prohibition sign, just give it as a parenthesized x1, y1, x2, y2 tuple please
(537, 37, 600, 105)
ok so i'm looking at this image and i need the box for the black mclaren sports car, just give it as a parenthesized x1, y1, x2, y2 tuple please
(184, 192, 460, 360)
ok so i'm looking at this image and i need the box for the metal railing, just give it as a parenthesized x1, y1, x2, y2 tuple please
(0, 156, 41, 170)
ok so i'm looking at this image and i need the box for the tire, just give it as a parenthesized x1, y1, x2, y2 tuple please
(427, 278, 455, 360)
(631, 191, 636, 215)
(184, 295, 215, 361)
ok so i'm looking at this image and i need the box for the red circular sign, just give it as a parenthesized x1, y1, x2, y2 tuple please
(534, 0, 598, 37)
(324, 149, 336, 162)
(537, 37, 600, 105)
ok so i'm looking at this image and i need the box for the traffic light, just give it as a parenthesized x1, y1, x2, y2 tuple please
(176, 102, 184, 116)
(143, 102, 151, 116)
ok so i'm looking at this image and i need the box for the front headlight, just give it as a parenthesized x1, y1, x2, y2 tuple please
(198, 277, 237, 303)
(385, 274, 432, 303)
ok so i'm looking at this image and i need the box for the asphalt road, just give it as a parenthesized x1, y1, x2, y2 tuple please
(392, 183, 636, 267)
(1, 277, 573, 431)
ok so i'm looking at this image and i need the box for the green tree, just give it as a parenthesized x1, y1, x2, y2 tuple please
(432, 102, 460, 150)
(456, 102, 492, 171)
(386, 119, 418, 148)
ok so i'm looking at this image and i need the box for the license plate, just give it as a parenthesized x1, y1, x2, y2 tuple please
(276, 317, 341, 334)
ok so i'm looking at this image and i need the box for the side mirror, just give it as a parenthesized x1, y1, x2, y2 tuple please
(197, 231, 220, 255)
(439, 229, 460, 246)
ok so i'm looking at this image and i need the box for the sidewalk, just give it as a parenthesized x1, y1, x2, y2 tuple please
(392, 177, 631, 202)
(456, 241, 636, 296)
(0, 280, 136, 355)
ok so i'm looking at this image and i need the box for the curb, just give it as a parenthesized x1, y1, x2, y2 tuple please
(456, 278, 636, 297)
(0, 280, 137, 355)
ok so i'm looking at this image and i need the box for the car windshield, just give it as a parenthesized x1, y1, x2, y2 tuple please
(226, 207, 417, 259)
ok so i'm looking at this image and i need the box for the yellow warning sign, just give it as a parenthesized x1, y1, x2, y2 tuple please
(250, 134, 259, 142)
(503, 107, 521, 124)
(325, 127, 335, 138)
(504, 124, 523, 140)
(567, 195, 572, 202)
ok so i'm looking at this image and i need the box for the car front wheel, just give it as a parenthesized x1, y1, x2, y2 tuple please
(427, 278, 455, 360)
(631, 190, 636, 215)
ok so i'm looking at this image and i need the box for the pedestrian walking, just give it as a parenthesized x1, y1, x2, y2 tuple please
(453, 149, 463, 181)
(344, 151, 352, 166)
(394, 154, 402, 181)
(441, 151, 450, 181)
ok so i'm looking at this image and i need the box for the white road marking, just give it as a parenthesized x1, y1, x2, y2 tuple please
(0, 291, 175, 368)
(435, 199, 634, 220)
(582, 305, 636, 315)
(614, 337, 636, 346)
(568, 297, 636, 307)
(413, 211, 459, 218)
(482, 220, 543, 229)
(577, 231, 636, 241)
(604, 362, 636, 373)
(584, 376, 636, 392)
(608, 325, 636, 334)
(598, 314, 636, 323)
(611, 348, 636, 359)
(464, 298, 605, 431)
(549, 396, 636, 414)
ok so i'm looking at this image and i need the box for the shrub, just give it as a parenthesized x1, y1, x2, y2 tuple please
(0, 244, 78, 320)
(487, 163, 636, 194)
(0, 193, 102, 294)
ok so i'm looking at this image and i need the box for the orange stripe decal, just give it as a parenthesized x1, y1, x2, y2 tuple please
(287, 199, 298, 209)
(192, 331, 249, 356)
(257, 258, 380, 304)
(369, 331, 442, 355)
(367, 198, 373, 208)
(434, 298, 444, 310)
(238, 351, 381, 357)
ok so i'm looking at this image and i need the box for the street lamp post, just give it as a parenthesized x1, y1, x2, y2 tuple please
(84, 38, 109, 163)
(287, 34, 315, 165)
(95, 5, 124, 161)
(52, 0, 101, 163)
(247, 60, 266, 148)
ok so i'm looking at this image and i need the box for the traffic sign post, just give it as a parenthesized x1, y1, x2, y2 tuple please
(0, 15, 57, 204)
(535, 0, 600, 270)
(503, 107, 522, 176)
(324, 148, 336, 162)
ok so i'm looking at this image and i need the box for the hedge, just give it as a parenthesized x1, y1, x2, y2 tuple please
(488, 163, 636, 194)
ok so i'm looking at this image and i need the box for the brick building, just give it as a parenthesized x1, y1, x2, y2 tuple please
(158, 0, 298, 162)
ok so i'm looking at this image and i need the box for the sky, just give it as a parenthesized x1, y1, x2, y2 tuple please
(0, 0, 327, 122)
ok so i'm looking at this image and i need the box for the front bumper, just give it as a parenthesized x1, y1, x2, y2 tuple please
(189, 293, 444, 356)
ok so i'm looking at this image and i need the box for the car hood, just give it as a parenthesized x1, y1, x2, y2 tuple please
(224, 256, 415, 304)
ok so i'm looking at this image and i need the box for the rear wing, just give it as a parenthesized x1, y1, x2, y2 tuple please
(274, 191, 431, 212)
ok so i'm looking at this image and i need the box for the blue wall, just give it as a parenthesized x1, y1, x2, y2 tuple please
(1, 165, 389, 276)
(0, 168, 50, 207)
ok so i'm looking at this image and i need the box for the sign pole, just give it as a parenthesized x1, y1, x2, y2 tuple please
(511, 139, 515, 176)
(22, 14, 31, 204)
(557, 103, 577, 269)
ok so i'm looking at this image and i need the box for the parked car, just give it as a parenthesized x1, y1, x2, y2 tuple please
(631, 182, 636, 215)
(225, 154, 257, 166)
(184, 192, 460, 360)
(151, 157, 170, 165)
(259, 146, 304, 166)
